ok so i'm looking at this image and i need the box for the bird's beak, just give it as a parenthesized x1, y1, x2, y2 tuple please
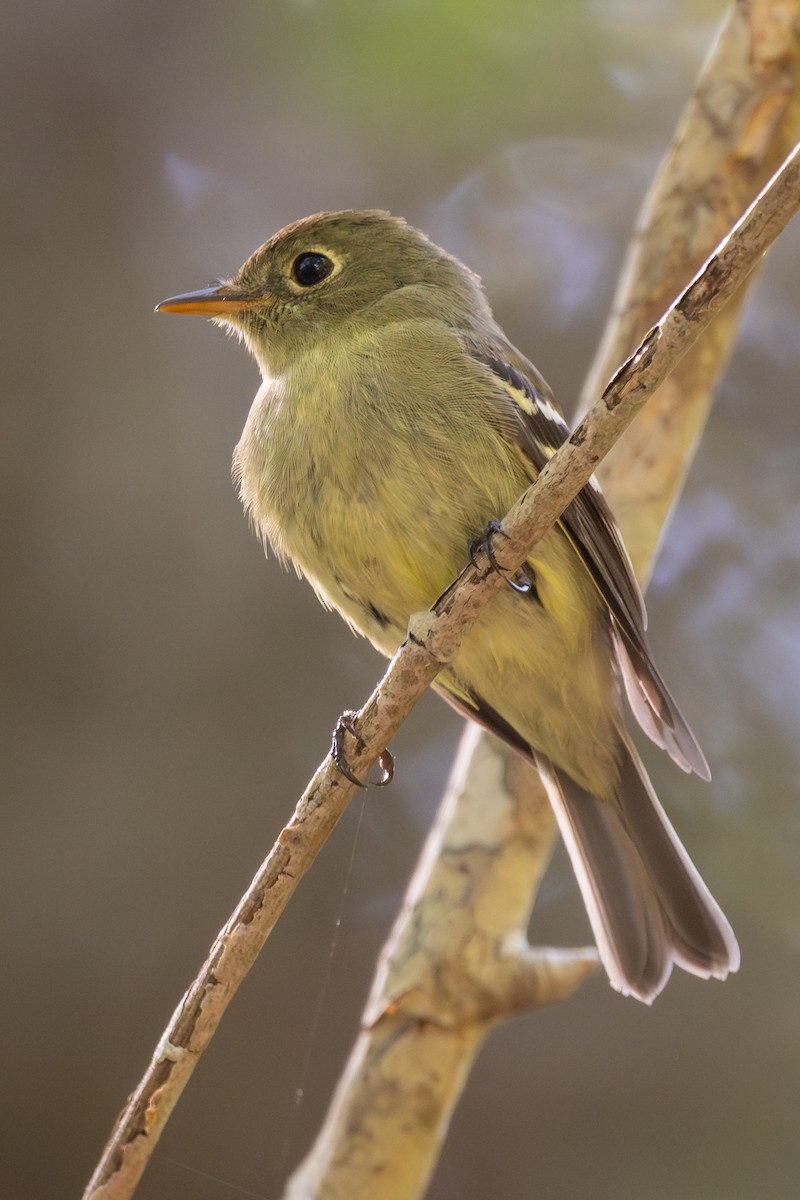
(155, 283, 253, 317)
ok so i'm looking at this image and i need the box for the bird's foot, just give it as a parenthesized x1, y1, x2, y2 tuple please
(331, 711, 394, 788)
(468, 520, 537, 597)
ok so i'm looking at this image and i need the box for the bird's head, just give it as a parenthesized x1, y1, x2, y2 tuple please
(156, 209, 490, 374)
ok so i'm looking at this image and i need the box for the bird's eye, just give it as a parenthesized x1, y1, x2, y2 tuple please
(292, 252, 334, 287)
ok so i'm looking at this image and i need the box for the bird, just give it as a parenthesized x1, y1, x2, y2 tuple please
(156, 209, 740, 1002)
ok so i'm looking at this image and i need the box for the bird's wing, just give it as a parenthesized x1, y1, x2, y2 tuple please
(461, 333, 709, 779)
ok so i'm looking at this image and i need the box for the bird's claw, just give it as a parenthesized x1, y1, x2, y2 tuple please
(331, 711, 394, 788)
(468, 520, 536, 596)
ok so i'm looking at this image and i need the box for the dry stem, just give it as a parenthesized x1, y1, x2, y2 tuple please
(83, 92, 800, 1200)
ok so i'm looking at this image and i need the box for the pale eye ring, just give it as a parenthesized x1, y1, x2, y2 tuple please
(292, 252, 334, 287)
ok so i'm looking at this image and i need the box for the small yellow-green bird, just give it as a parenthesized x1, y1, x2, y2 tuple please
(157, 209, 739, 1002)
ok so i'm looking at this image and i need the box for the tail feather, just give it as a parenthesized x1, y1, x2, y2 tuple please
(612, 626, 711, 780)
(536, 740, 739, 1004)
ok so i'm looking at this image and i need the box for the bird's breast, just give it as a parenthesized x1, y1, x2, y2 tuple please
(232, 341, 522, 636)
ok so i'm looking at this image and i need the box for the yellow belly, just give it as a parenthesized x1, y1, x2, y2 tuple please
(234, 353, 619, 794)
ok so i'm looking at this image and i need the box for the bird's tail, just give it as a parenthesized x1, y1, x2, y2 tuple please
(535, 736, 740, 1003)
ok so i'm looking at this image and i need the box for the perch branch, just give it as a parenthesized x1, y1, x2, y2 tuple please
(83, 135, 800, 1200)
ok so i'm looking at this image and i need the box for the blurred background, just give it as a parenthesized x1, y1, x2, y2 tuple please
(3, 1, 799, 1197)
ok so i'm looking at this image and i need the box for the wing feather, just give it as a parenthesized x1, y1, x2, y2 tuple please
(461, 333, 708, 778)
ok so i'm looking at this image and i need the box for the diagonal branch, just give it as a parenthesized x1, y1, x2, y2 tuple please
(82, 139, 800, 1200)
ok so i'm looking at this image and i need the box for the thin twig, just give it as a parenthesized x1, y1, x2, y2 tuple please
(82, 140, 800, 1200)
